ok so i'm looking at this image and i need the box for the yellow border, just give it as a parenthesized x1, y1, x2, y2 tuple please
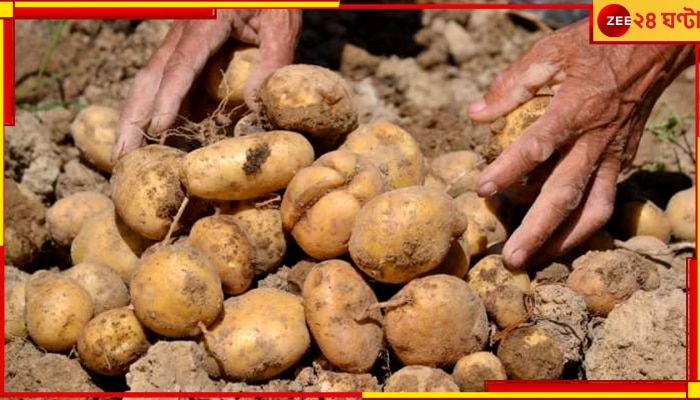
(15, 1, 341, 8)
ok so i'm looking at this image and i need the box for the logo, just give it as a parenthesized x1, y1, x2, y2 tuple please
(597, 3, 632, 37)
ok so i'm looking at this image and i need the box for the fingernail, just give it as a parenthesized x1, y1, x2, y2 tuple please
(468, 99, 487, 114)
(507, 248, 528, 270)
(477, 181, 498, 197)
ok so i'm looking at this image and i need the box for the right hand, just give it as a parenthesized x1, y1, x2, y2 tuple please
(112, 10, 302, 162)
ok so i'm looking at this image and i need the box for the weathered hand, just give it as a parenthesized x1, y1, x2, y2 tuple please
(468, 19, 694, 270)
(112, 10, 302, 161)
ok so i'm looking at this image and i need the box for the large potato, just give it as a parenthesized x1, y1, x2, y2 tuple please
(665, 187, 695, 241)
(467, 255, 530, 301)
(4, 282, 27, 342)
(63, 261, 130, 314)
(130, 241, 223, 338)
(384, 275, 489, 367)
(203, 44, 259, 105)
(25, 271, 94, 352)
(303, 260, 384, 373)
(203, 288, 310, 382)
(349, 186, 466, 284)
(5, 179, 50, 268)
(455, 192, 510, 257)
(340, 121, 426, 190)
(430, 151, 485, 197)
(46, 191, 113, 247)
(181, 130, 314, 201)
(282, 150, 386, 259)
(70, 105, 119, 173)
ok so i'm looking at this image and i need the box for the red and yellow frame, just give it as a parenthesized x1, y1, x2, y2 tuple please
(0, 1, 697, 399)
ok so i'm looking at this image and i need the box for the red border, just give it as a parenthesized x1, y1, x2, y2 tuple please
(3, 18, 11, 126)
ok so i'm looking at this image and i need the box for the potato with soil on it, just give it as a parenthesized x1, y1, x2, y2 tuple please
(453, 352, 507, 392)
(189, 215, 254, 295)
(383, 366, 460, 392)
(384, 274, 489, 367)
(5, 179, 50, 269)
(71, 208, 152, 283)
(25, 271, 94, 352)
(467, 254, 531, 301)
(46, 191, 113, 247)
(4, 282, 27, 343)
(455, 191, 510, 257)
(203, 43, 259, 106)
(202, 288, 310, 382)
(303, 260, 384, 373)
(426, 240, 470, 279)
(349, 186, 467, 284)
(63, 261, 130, 314)
(616, 199, 672, 243)
(181, 130, 314, 201)
(130, 240, 223, 338)
(70, 105, 119, 173)
(282, 150, 386, 260)
(665, 187, 695, 241)
(340, 121, 427, 190)
(497, 325, 564, 380)
(259, 64, 358, 146)
(77, 307, 150, 376)
(566, 249, 660, 317)
(429, 150, 485, 197)
(484, 284, 529, 329)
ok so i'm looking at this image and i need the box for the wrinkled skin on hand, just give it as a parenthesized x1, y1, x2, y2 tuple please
(112, 10, 302, 161)
(468, 19, 693, 270)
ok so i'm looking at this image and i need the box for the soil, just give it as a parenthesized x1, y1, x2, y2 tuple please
(5, 9, 696, 394)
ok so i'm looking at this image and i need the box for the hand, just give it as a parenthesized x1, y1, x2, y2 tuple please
(468, 19, 694, 270)
(112, 10, 302, 161)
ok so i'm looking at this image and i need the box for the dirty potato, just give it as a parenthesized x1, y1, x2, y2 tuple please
(70, 105, 119, 173)
(484, 284, 529, 329)
(665, 187, 695, 241)
(453, 352, 507, 392)
(430, 150, 485, 197)
(46, 191, 113, 247)
(63, 261, 130, 314)
(384, 366, 460, 392)
(455, 191, 510, 257)
(467, 255, 531, 301)
(203, 44, 259, 105)
(497, 326, 564, 380)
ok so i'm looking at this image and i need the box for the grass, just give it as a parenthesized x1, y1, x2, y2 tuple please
(642, 105, 695, 173)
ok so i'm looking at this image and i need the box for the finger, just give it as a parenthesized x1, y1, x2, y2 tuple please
(501, 130, 611, 270)
(113, 22, 185, 162)
(243, 10, 302, 112)
(149, 18, 233, 134)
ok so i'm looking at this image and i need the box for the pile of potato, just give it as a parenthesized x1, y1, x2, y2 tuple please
(5, 45, 696, 392)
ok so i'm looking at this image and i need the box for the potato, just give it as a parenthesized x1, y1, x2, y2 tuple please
(5, 179, 50, 268)
(384, 275, 489, 367)
(340, 121, 426, 190)
(430, 150, 485, 197)
(46, 191, 113, 247)
(622, 235, 667, 253)
(497, 326, 564, 380)
(282, 150, 386, 259)
(453, 352, 507, 392)
(349, 186, 467, 284)
(203, 288, 310, 382)
(130, 241, 223, 338)
(566, 250, 660, 316)
(77, 307, 150, 376)
(233, 113, 265, 137)
(70, 105, 119, 173)
(25, 271, 94, 352)
(467, 255, 531, 300)
(384, 366, 460, 392)
(423, 174, 447, 192)
(617, 199, 672, 243)
(181, 130, 314, 201)
(111, 145, 188, 240)
(488, 94, 552, 158)
(63, 261, 130, 314)
(303, 260, 383, 373)
(455, 191, 510, 257)
(259, 64, 358, 144)
(189, 215, 254, 295)
(666, 187, 695, 241)
(71, 208, 151, 283)
(484, 284, 529, 329)
(5, 282, 27, 342)
(426, 240, 470, 279)
(203, 44, 259, 105)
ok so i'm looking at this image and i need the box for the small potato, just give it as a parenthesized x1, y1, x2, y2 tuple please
(181, 130, 315, 201)
(5, 179, 50, 268)
(384, 275, 489, 367)
(25, 271, 94, 352)
(467, 255, 531, 300)
(189, 215, 254, 295)
(484, 284, 529, 329)
(203, 288, 310, 382)
(111, 145, 188, 240)
(203, 44, 259, 105)
(384, 366, 460, 392)
(46, 191, 113, 247)
(617, 199, 672, 243)
(430, 151, 485, 197)
(455, 192, 510, 257)
(349, 186, 467, 284)
(303, 260, 384, 373)
(130, 241, 223, 338)
(71, 208, 151, 283)
(426, 240, 470, 279)
(5, 282, 27, 342)
(282, 150, 386, 259)
(497, 326, 564, 380)
(63, 261, 130, 314)
(665, 187, 695, 241)
(453, 352, 507, 392)
(488, 94, 552, 159)
(233, 113, 265, 137)
(70, 105, 119, 173)
(259, 64, 358, 144)
(340, 121, 426, 190)
(77, 307, 150, 376)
